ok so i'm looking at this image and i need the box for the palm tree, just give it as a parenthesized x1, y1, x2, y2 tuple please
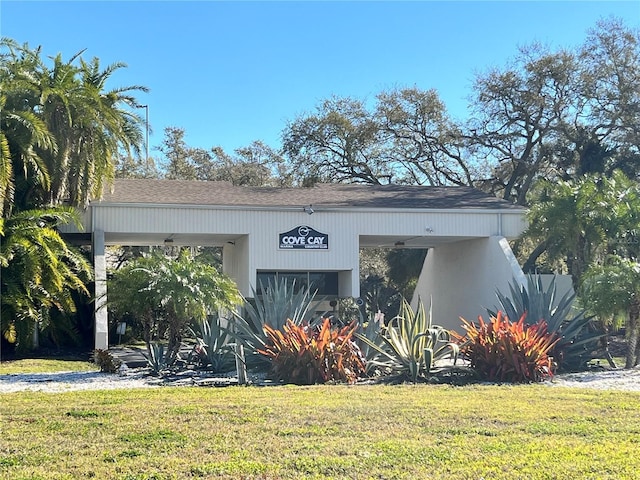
(526, 171, 639, 289)
(527, 170, 640, 367)
(34, 52, 147, 208)
(1, 39, 147, 211)
(0, 39, 56, 217)
(1, 39, 148, 353)
(525, 175, 608, 289)
(58, 56, 147, 207)
(581, 257, 640, 368)
(109, 250, 242, 365)
(0, 207, 92, 351)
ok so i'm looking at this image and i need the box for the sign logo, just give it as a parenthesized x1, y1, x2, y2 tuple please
(279, 226, 328, 250)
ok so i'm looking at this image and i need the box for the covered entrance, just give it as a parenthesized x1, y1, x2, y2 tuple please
(63, 179, 528, 349)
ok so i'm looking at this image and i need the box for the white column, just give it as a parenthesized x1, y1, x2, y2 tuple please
(411, 236, 526, 333)
(93, 229, 108, 350)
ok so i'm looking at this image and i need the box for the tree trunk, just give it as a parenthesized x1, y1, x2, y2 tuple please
(166, 316, 182, 367)
(625, 299, 640, 369)
(522, 240, 549, 273)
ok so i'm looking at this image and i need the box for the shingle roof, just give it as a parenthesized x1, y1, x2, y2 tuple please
(96, 179, 524, 210)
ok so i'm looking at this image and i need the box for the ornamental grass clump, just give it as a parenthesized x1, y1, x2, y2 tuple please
(258, 318, 365, 385)
(457, 311, 558, 383)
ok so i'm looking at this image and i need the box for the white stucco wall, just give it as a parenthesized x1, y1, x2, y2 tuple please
(222, 236, 251, 294)
(411, 236, 526, 333)
(538, 274, 575, 306)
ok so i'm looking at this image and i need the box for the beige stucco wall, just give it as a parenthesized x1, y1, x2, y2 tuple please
(411, 236, 526, 333)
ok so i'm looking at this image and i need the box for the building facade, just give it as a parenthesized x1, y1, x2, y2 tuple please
(64, 179, 528, 349)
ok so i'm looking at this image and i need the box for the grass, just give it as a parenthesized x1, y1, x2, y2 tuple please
(1, 384, 639, 479)
(0, 358, 98, 375)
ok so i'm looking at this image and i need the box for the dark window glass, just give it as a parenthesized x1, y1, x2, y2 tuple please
(309, 272, 338, 295)
(256, 272, 277, 294)
(279, 272, 308, 293)
(256, 271, 339, 296)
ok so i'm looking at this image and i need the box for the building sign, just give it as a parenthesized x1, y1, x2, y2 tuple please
(279, 226, 328, 250)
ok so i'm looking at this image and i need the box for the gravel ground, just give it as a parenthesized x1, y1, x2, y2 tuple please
(1, 367, 640, 393)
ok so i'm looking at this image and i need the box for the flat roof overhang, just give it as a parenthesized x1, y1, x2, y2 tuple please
(100, 232, 478, 249)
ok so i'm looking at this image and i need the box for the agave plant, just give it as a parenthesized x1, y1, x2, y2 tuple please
(145, 342, 169, 375)
(356, 298, 459, 382)
(188, 314, 235, 373)
(490, 274, 604, 371)
(230, 277, 320, 358)
(353, 309, 387, 367)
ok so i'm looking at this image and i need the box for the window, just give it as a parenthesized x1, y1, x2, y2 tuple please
(256, 271, 339, 296)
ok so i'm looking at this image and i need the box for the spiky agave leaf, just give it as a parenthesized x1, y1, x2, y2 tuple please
(355, 297, 458, 382)
(490, 274, 603, 371)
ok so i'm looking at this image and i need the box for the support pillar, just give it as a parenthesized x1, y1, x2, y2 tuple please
(94, 229, 108, 350)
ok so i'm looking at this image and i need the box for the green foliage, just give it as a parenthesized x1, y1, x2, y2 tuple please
(91, 349, 122, 373)
(491, 275, 603, 371)
(360, 273, 402, 319)
(188, 314, 235, 372)
(356, 298, 458, 382)
(526, 170, 639, 368)
(0, 39, 147, 212)
(353, 310, 387, 367)
(581, 256, 640, 368)
(258, 318, 365, 385)
(108, 249, 242, 366)
(526, 171, 640, 285)
(0, 208, 92, 352)
(581, 257, 640, 327)
(359, 248, 426, 318)
(457, 312, 558, 383)
(386, 248, 427, 299)
(0, 38, 146, 353)
(146, 342, 169, 375)
(231, 277, 318, 358)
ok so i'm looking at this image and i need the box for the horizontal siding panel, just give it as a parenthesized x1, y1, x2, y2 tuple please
(58, 208, 91, 233)
(501, 213, 528, 238)
(93, 206, 525, 239)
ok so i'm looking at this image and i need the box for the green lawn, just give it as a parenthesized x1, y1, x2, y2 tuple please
(1, 384, 639, 479)
(0, 358, 97, 374)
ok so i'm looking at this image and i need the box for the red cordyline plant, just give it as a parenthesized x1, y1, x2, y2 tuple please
(258, 318, 366, 385)
(456, 311, 559, 383)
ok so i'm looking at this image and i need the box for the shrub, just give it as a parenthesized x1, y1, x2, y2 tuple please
(355, 298, 459, 382)
(145, 342, 169, 375)
(92, 349, 122, 373)
(491, 274, 604, 371)
(353, 310, 387, 369)
(457, 311, 558, 383)
(258, 318, 365, 385)
(108, 250, 242, 368)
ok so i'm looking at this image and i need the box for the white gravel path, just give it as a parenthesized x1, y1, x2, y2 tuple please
(0, 369, 164, 393)
(546, 367, 640, 391)
(1, 367, 640, 393)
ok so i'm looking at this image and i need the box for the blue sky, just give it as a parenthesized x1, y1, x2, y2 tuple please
(2, 1, 639, 157)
